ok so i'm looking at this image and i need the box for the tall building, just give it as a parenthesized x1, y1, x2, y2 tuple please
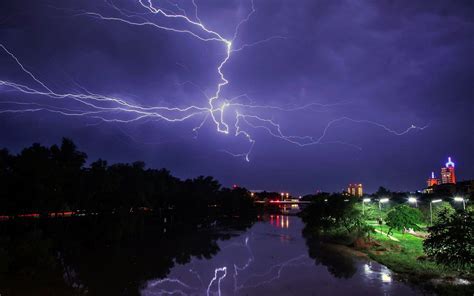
(441, 157, 456, 184)
(347, 184, 363, 197)
(426, 172, 440, 187)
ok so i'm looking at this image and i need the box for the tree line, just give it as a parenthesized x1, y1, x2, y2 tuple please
(0, 138, 256, 220)
(300, 192, 473, 270)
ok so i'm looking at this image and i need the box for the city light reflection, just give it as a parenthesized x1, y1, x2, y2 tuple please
(269, 215, 290, 229)
(381, 272, 392, 283)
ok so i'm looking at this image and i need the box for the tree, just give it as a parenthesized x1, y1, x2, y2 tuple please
(218, 187, 255, 217)
(301, 195, 374, 242)
(355, 202, 378, 221)
(385, 205, 422, 235)
(0, 149, 13, 213)
(423, 209, 474, 268)
(432, 202, 455, 224)
(0, 139, 257, 220)
(11, 143, 55, 214)
(375, 186, 391, 196)
(50, 138, 87, 210)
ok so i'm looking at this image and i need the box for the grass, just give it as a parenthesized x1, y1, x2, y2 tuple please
(368, 223, 447, 277)
(360, 221, 474, 295)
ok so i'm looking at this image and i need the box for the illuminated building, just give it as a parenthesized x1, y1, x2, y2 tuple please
(426, 172, 439, 187)
(347, 184, 363, 197)
(440, 157, 456, 184)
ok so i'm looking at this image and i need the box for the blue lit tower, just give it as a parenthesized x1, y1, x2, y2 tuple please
(441, 157, 456, 184)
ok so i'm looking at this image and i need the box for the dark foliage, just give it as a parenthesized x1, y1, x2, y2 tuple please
(423, 209, 474, 269)
(300, 194, 373, 242)
(0, 139, 257, 222)
(0, 214, 255, 295)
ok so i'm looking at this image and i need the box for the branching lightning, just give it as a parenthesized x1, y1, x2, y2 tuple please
(142, 234, 313, 296)
(0, 0, 428, 161)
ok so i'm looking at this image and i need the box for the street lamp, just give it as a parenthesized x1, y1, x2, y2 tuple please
(430, 199, 442, 225)
(408, 197, 418, 207)
(379, 198, 389, 208)
(280, 192, 284, 201)
(454, 197, 466, 210)
(362, 198, 371, 215)
(378, 198, 389, 216)
(377, 198, 389, 230)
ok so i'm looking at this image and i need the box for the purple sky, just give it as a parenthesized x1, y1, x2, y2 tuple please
(1, 0, 473, 194)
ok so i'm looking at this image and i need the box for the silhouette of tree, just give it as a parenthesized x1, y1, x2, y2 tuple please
(1, 139, 256, 223)
(11, 143, 56, 214)
(375, 186, 391, 196)
(0, 149, 13, 213)
(50, 138, 87, 210)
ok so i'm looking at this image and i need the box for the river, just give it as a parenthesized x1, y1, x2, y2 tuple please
(141, 215, 420, 296)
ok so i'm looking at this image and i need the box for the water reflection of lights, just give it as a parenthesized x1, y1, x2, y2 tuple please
(380, 265, 392, 283)
(269, 215, 289, 229)
(363, 263, 372, 275)
(363, 262, 392, 284)
(381, 272, 392, 283)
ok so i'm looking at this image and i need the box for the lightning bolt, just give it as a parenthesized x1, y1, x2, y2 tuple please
(235, 254, 311, 291)
(206, 266, 227, 296)
(142, 234, 313, 295)
(0, 0, 428, 161)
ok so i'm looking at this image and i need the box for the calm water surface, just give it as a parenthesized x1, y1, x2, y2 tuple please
(142, 216, 420, 296)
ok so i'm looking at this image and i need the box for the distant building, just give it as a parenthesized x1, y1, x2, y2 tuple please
(427, 181, 474, 196)
(347, 184, 363, 197)
(424, 157, 474, 196)
(427, 172, 440, 187)
(441, 157, 456, 184)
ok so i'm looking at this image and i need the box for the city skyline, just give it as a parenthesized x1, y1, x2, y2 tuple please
(1, 1, 473, 195)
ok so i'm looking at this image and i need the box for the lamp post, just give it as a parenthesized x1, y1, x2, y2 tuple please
(430, 199, 442, 225)
(362, 198, 371, 216)
(378, 198, 389, 217)
(379, 198, 389, 209)
(377, 198, 389, 231)
(280, 192, 284, 201)
(454, 197, 466, 210)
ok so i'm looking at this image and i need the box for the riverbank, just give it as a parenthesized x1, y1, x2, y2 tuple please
(357, 225, 474, 295)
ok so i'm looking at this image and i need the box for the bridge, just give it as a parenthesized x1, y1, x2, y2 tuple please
(254, 200, 311, 205)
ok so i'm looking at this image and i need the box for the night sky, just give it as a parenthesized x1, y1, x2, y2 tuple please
(1, 0, 473, 195)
